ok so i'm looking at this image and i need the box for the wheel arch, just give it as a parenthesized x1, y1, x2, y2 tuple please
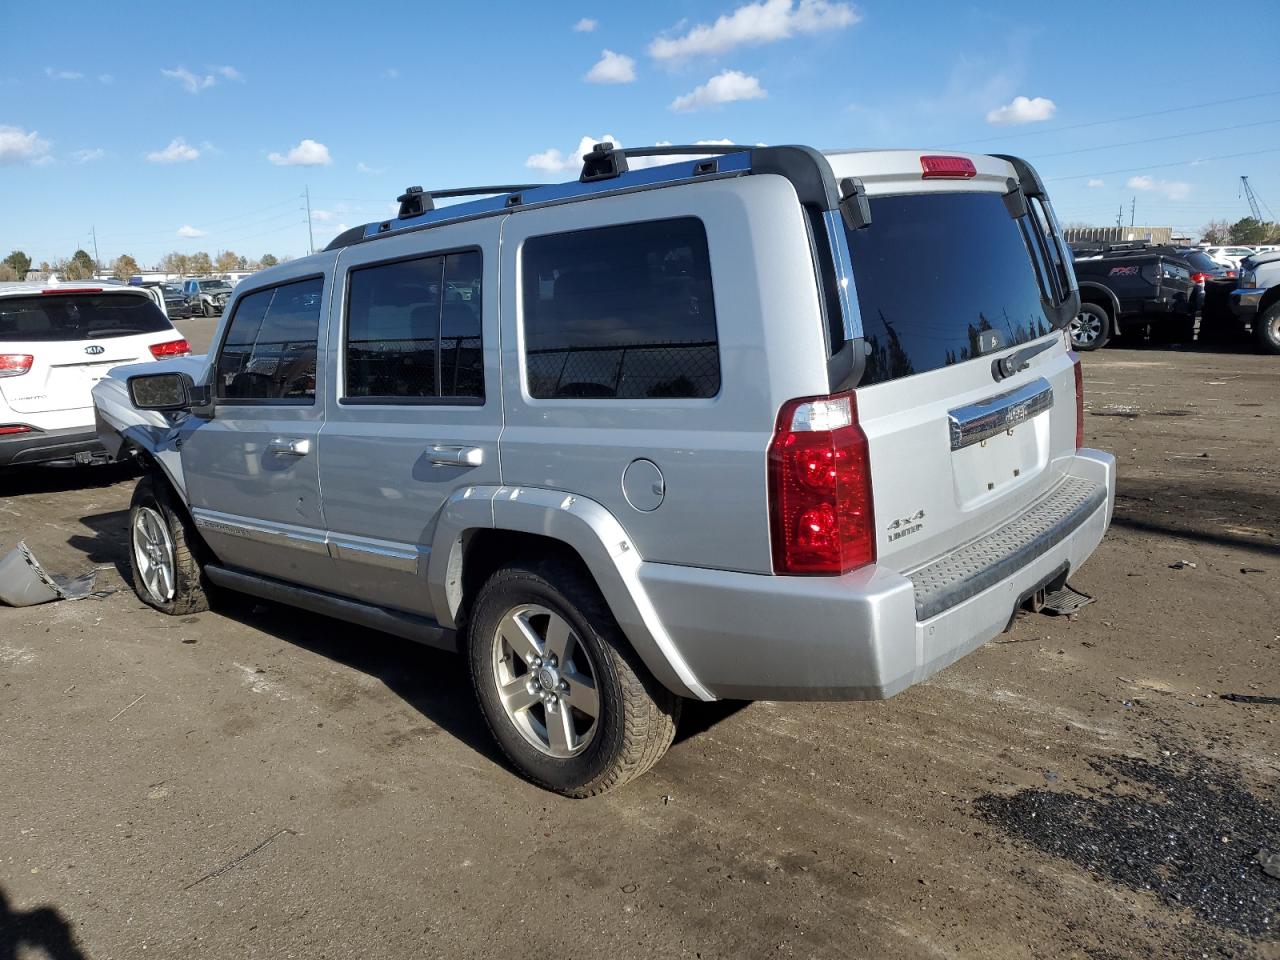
(427, 486, 714, 701)
(1077, 281, 1124, 335)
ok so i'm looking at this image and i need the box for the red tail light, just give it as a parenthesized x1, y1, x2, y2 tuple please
(0, 354, 33, 378)
(0, 424, 33, 435)
(149, 338, 191, 358)
(1191, 272, 1209, 284)
(1227, 270, 1238, 279)
(920, 155, 977, 179)
(768, 391, 876, 575)
(1073, 355, 1085, 450)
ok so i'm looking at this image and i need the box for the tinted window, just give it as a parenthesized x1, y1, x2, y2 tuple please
(522, 218, 719, 400)
(846, 192, 1055, 386)
(0, 294, 171, 342)
(215, 277, 322, 402)
(344, 249, 483, 402)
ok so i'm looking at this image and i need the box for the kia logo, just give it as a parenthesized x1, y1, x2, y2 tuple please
(84, 345, 105, 355)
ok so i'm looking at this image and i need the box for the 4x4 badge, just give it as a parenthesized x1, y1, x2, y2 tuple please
(887, 510, 925, 542)
(84, 345, 104, 355)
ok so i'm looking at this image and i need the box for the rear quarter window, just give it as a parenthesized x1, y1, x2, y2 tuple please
(521, 217, 720, 400)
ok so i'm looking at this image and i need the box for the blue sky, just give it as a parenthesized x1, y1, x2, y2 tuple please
(2, 0, 1278, 266)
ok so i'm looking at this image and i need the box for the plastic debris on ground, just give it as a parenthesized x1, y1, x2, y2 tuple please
(0, 541, 97, 607)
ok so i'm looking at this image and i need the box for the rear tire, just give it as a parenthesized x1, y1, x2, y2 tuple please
(1253, 302, 1280, 355)
(468, 558, 680, 797)
(129, 474, 209, 615)
(1070, 302, 1111, 351)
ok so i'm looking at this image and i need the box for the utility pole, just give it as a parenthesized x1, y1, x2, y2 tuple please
(1116, 205, 1123, 229)
(304, 187, 315, 256)
(91, 226, 100, 272)
(1129, 197, 1135, 229)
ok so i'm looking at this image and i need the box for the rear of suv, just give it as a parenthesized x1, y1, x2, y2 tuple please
(95, 144, 1115, 796)
(0, 282, 190, 467)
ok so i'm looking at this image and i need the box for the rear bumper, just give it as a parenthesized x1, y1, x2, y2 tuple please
(0, 426, 105, 467)
(639, 450, 1116, 701)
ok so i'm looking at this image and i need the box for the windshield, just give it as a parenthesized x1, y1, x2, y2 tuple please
(199, 281, 231, 292)
(846, 191, 1057, 385)
(0, 293, 172, 342)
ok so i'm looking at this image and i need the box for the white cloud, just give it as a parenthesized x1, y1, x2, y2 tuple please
(162, 67, 215, 93)
(573, 17, 598, 32)
(0, 125, 52, 165)
(268, 138, 332, 166)
(985, 95, 1057, 125)
(147, 138, 200, 163)
(1087, 178, 1104, 188)
(177, 225, 206, 238)
(45, 67, 83, 80)
(212, 65, 243, 82)
(356, 161, 383, 174)
(650, 0, 858, 60)
(98, 73, 113, 84)
(1126, 175, 1191, 201)
(586, 50, 636, 84)
(71, 148, 105, 163)
(670, 70, 766, 112)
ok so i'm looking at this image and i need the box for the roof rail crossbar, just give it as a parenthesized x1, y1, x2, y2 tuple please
(397, 184, 549, 219)
(580, 142, 749, 182)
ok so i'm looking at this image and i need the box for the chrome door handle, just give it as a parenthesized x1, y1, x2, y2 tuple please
(427, 444, 484, 467)
(267, 438, 311, 457)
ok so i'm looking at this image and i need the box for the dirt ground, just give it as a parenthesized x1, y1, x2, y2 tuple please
(1, 326, 1276, 959)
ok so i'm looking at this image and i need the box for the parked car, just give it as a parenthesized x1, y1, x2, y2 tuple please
(160, 283, 193, 320)
(1173, 248, 1235, 309)
(94, 145, 1115, 796)
(1070, 245, 1197, 348)
(1203, 246, 1257, 270)
(1229, 249, 1280, 353)
(183, 278, 232, 316)
(0, 281, 190, 467)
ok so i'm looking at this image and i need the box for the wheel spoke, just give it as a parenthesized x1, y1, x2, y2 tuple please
(546, 702, 574, 753)
(561, 671, 598, 718)
(499, 676, 539, 714)
(157, 560, 174, 600)
(500, 611, 543, 664)
(543, 613, 574, 666)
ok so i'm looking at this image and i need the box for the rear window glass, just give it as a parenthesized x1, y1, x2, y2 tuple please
(0, 293, 171, 342)
(521, 218, 719, 400)
(846, 192, 1056, 386)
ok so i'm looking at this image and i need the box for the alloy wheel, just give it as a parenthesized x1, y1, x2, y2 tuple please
(132, 506, 176, 604)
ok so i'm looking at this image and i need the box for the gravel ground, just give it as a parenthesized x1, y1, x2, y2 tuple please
(0, 331, 1277, 959)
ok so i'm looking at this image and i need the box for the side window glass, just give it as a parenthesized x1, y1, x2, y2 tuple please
(344, 250, 484, 403)
(215, 277, 322, 402)
(521, 218, 720, 400)
(1029, 198, 1070, 301)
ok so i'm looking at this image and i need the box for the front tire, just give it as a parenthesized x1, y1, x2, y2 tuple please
(1253, 302, 1280, 355)
(1070, 302, 1111, 351)
(468, 559, 680, 797)
(129, 474, 209, 615)
(201, 300, 213, 318)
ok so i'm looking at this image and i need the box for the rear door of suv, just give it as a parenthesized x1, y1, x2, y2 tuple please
(825, 152, 1085, 578)
(0, 288, 187, 418)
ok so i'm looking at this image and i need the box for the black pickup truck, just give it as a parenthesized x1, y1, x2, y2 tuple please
(1068, 243, 1197, 350)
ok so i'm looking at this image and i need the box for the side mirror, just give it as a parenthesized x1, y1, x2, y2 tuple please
(127, 371, 207, 412)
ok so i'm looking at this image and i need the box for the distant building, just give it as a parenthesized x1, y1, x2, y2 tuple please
(1063, 225, 1174, 245)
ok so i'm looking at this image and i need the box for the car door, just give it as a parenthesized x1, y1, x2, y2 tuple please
(318, 218, 503, 616)
(179, 261, 334, 587)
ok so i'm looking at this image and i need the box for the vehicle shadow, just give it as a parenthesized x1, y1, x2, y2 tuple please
(67, 509, 132, 582)
(0, 886, 88, 960)
(0, 461, 138, 498)
(1112, 478, 1280, 559)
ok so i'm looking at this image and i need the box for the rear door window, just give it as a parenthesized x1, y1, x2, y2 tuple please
(845, 192, 1056, 385)
(0, 294, 171, 342)
(521, 218, 719, 400)
(215, 276, 322, 403)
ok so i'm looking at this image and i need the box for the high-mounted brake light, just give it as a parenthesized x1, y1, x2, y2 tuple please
(920, 155, 977, 179)
(149, 339, 191, 359)
(0, 354, 34, 378)
(41, 287, 102, 294)
(0, 425, 33, 435)
(1072, 355, 1085, 450)
(768, 391, 876, 575)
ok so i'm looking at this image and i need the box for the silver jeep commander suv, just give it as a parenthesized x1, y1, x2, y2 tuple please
(94, 144, 1115, 797)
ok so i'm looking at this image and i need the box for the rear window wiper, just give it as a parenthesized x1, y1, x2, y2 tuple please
(992, 337, 1057, 382)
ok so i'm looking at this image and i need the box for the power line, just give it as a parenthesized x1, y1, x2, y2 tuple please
(1028, 118, 1280, 160)
(1047, 146, 1280, 183)
(941, 89, 1280, 147)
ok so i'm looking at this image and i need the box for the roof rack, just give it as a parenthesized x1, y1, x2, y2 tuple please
(396, 184, 549, 219)
(579, 142, 748, 182)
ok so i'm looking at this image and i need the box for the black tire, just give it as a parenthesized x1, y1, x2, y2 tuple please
(1253, 302, 1280, 355)
(1070, 301, 1111, 351)
(128, 473, 209, 615)
(468, 558, 680, 797)
(201, 300, 212, 318)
